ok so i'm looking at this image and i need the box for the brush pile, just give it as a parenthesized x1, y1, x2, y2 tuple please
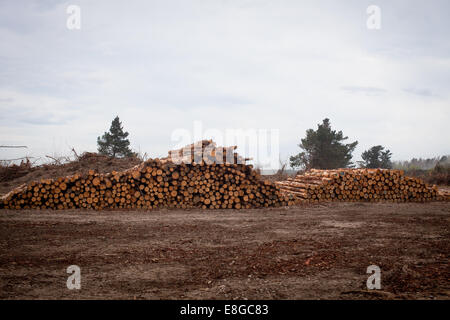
(0, 158, 33, 182)
(276, 168, 443, 202)
(1, 141, 291, 210)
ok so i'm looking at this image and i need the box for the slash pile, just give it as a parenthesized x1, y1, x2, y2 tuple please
(276, 168, 442, 202)
(0, 141, 291, 210)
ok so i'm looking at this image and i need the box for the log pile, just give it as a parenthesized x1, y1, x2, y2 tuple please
(438, 188, 450, 201)
(168, 140, 249, 165)
(0, 141, 291, 210)
(276, 168, 444, 203)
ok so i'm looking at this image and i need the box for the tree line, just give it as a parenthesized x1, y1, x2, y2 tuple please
(97, 116, 444, 171)
(289, 118, 393, 170)
(393, 156, 449, 171)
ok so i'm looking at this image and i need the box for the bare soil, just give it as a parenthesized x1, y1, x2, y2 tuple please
(0, 202, 449, 300)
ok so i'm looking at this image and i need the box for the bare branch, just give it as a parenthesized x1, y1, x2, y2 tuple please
(45, 155, 62, 165)
(71, 148, 80, 160)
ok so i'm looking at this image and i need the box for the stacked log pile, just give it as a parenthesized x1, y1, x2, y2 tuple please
(168, 140, 250, 165)
(438, 188, 450, 201)
(276, 168, 443, 203)
(0, 141, 291, 210)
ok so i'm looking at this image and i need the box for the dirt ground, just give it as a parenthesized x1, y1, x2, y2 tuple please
(0, 202, 449, 300)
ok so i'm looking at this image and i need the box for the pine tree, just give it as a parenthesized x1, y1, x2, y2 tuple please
(97, 116, 134, 158)
(290, 118, 358, 169)
(359, 145, 392, 169)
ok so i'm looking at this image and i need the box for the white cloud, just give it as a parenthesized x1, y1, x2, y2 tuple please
(0, 0, 449, 166)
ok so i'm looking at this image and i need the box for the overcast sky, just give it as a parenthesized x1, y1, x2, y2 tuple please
(0, 0, 449, 168)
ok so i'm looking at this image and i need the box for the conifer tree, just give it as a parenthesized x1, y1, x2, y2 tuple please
(290, 118, 358, 169)
(97, 116, 134, 158)
(359, 145, 393, 169)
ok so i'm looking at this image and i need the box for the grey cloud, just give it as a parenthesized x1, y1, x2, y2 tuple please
(0, 0, 449, 164)
(340, 86, 387, 95)
(20, 115, 69, 126)
(0, 109, 70, 126)
(403, 88, 434, 97)
(151, 94, 253, 108)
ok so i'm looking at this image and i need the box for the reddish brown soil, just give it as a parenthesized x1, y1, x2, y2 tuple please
(0, 202, 449, 300)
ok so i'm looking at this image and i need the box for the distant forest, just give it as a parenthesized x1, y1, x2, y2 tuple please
(393, 155, 449, 170)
